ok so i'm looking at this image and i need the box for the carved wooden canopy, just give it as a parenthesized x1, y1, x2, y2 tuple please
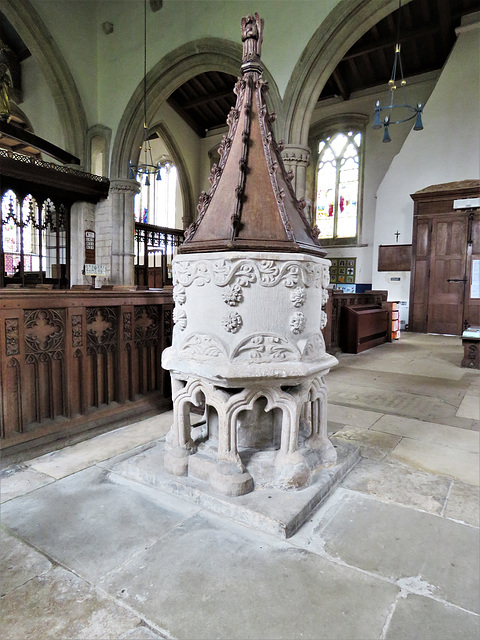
(179, 14, 325, 258)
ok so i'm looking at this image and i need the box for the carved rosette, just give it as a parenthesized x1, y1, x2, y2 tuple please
(222, 284, 244, 306)
(222, 311, 243, 333)
(290, 287, 306, 308)
(290, 312, 306, 335)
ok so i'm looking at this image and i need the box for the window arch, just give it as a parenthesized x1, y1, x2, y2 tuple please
(310, 117, 367, 246)
(134, 158, 177, 229)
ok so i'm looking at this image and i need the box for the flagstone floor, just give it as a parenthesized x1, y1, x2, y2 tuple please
(1, 333, 479, 640)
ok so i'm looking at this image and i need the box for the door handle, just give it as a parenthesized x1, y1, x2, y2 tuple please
(447, 278, 467, 282)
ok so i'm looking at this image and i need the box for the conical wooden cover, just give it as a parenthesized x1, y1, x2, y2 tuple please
(179, 14, 325, 257)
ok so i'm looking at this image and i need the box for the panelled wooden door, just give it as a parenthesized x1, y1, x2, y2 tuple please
(427, 214, 469, 334)
(410, 206, 480, 335)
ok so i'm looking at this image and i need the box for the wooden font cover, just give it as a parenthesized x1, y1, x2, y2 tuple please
(179, 13, 324, 257)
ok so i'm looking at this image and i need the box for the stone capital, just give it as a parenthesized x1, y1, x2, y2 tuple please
(109, 178, 141, 195)
(281, 144, 311, 168)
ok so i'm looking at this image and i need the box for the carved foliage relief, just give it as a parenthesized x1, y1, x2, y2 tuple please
(5, 318, 19, 356)
(72, 315, 83, 348)
(174, 258, 324, 290)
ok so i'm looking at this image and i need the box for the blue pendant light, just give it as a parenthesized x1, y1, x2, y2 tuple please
(373, 0, 424, 143)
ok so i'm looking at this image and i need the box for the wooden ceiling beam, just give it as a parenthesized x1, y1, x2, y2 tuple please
(182, 88, 235, 110)
(332, 68, 350, 100)
(344, 24, 441, 60)
(438, 0, 452, 56)
(167, 97, 206, 137)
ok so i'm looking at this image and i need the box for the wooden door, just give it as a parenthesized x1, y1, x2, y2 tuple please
(427, 214, 468, 334)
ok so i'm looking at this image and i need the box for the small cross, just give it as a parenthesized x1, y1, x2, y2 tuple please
(395, 230, 401, 242)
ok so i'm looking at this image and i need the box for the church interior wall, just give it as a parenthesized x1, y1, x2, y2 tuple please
(308, 72, 438, 290)
(30, 0, 99, 127)
(4, 1, 479, 298)
(372, 15, 480, 300)
(20, 55, 66, 154)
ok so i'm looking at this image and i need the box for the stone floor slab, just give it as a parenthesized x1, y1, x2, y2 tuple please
(0, 528, 52, 596)
(27, 414, 172, 480)
(457, 393, 480, 420)
(372, 415, 480, 452)
(326, 403, 383, 429)
(444, 480, 480, 527)
(299, 490, 479, 614)
(328, 383, 469, 426)
(0, 465, 55, 503)
(107, 438, 360, 538)
(1, 565, 141, 640)
(116, 626, 167, 640)
(385, 593, 480, 640)
(390, 438, 479, 486)
(339, 458, 452, 515)
(331, 426, 401, 460)
(0, 465, 200, 583)
(100, 512, 399, 640)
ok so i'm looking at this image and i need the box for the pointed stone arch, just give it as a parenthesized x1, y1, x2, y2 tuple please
(110, 37, 282, 189)
(1, 0, 87, 162)
(283, 0, 406, 146)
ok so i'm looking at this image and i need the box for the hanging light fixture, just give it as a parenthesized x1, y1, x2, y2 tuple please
(128, 0, 162, 183)
(372, 0, 424, 143)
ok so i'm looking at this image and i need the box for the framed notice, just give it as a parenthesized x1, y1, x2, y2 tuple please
(472, 259, 480, 299)
(329, 257, 356, 284)
(85, 230, 95, 264)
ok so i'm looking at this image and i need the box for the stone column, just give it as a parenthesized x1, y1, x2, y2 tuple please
(281, 144, 311, 202)
(97, 179, 140, 285)
(70, 201, 95, 285)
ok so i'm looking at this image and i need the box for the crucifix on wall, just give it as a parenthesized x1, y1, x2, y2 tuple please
(395, 230, 401, 242)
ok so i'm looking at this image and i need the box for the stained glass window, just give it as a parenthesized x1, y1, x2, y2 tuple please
(315, 131, 362, 241)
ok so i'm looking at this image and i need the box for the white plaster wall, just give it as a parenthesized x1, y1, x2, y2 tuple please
(94, 0, 337, 142)
(20, 56, 65, 152)
(372, 18, 480, 301)
(30, 0, 98, 125)
(309, 73, 438, 287)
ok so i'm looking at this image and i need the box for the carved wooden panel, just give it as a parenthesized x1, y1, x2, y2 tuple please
(378, 244, 412, 271)
(0, 290, 174, 451)
(134, 305, 160, 396)
(86, 306, 118, 408)
(24, 308, 66, 424)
